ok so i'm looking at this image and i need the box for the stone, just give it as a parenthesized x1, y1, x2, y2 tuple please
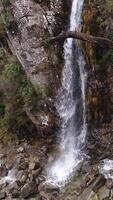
(18, 162, 28, 170)
(21, 181, 38, 198)
(16, 170, 28, 183)
(92, 174, 106, 193)
(98, 186, 110, 200)
(0, 154, 5, 159)
(29, 162, 36, 170)
(39, 191, 49, 200)
(106, 179, 113, 189)
(17, 147, 24, 153)
(20, 174, 28, 184)
(0, 164, 8, 177)
(32, 168, 42, 179)
(44, 184, 60, 193)
(38, 175, 46, 183)
(36, 178, 39, 185)
(51, 191, 59, 198)
(12, 189, 20, 198)
(8, 182, 19, 193)
(0, 192, 6, 200)
(29, 161, 40, 171)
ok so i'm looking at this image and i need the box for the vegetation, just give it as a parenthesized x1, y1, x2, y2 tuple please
(0, 45, 38, 140)
(1, 0, 11, 7)
(105, 0, 113, 12)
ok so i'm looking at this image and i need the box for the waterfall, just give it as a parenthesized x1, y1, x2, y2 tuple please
(46, 0, 87, 187)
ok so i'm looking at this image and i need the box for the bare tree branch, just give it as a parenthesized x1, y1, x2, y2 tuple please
(49, 31, 113, 48)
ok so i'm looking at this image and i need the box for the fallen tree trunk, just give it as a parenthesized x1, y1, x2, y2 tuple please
(50, 31, 113, 48)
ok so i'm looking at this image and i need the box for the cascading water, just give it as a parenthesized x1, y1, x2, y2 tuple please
(46, 0, 87, 186)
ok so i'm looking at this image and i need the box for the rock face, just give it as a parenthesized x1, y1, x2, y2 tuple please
(83, 0, 113, 159)
(5, 0, 69, 135)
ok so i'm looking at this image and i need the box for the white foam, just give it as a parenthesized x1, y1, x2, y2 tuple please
(0, 169, 16, 185)
(100, 159, 113, 179)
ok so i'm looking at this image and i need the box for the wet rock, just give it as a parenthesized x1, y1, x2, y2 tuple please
(38, 175, 46, 183)
(21, 181, 38, 198)
(92, 174, 106, 193)
(0, 192, 6, 200)
(0, 164, 8, 177)
(106, 179, 113, 189)
(8, 182, 19, 193)
(20, 174, 28, 184)
(44, 184, 60, 193)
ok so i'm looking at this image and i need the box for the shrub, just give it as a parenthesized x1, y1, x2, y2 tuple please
(2, 60, 22, 80)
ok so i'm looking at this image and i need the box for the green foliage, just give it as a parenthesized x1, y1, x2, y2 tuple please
(1, 0, 11, 7)
(21, 78, 35, 102)
(2, 10, 13, 25)
(2, 59, 22, 80)
(98, 50, 113, 67)
(0, 52, 37, 140)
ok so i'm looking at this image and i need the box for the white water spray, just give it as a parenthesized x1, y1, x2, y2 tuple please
(46, 0, 87, 186)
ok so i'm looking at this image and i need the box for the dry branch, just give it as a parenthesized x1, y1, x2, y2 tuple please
(50, 31, 113, 48)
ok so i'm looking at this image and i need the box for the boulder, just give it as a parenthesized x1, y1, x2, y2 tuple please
(21, 181, 38, 198)
(92, 174, 106, 193)
(0, 192, 6, 200)
(43, 184, 60, 193)
(8, 182, 19, 193)
(106, 178, 113, 189)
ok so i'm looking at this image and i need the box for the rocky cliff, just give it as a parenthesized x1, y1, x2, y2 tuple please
(0, 0, 69, 140)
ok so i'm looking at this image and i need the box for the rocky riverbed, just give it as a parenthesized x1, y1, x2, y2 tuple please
(0, 138, 113, 200)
